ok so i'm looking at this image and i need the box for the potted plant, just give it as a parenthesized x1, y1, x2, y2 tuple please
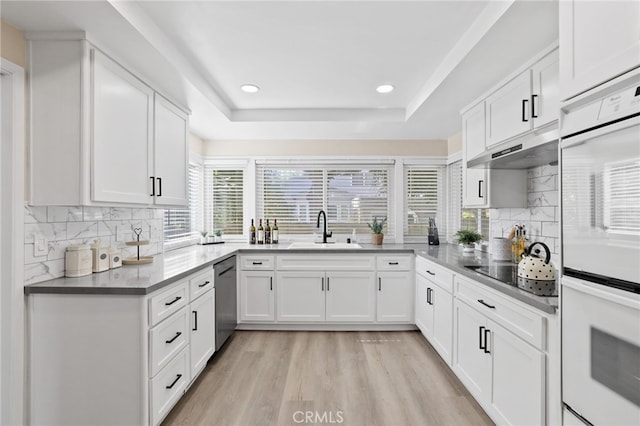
(213, 229, 222, 243)
(199, 230, 208, 245)
(455, 229, 483, 253)
(367, 216, 387, 245)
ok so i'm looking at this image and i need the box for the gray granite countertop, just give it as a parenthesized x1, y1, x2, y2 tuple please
(25, 242, 558, 313)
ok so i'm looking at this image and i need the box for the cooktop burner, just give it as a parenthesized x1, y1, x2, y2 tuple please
(466, 264, 558, 297)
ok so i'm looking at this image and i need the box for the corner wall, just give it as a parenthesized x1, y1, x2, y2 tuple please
(0, 19, 26, 67)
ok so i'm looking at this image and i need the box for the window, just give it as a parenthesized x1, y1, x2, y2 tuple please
(447, 160, 489, 241)
(256, 163, 393, 238)
(404, 165, 445, 241)
(204, 168, 244, 236)
(164, 164, 200, 243)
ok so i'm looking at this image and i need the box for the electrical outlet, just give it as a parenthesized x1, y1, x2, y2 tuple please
(34, 237, 48, 257)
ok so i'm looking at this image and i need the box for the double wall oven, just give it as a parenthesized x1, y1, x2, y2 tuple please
(561, 69, 640, 425)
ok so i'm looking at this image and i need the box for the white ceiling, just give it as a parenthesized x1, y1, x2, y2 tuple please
(1, 0, 559, 141)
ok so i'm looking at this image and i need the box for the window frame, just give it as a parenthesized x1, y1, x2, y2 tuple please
(163, 161, 203, 251)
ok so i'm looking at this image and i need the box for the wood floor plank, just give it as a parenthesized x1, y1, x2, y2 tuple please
(162, 331, 493, 426)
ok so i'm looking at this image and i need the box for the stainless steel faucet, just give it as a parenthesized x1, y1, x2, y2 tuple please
(316, 210, 332, 243)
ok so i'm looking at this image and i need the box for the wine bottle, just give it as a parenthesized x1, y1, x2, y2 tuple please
(257, 219, 264, 244)
(249, 219, 256, 245)
(272, 219, 279, 244)
(265, 219, 271, 245)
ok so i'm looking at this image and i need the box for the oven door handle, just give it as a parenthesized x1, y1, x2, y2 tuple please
(561, 114, 640, 149)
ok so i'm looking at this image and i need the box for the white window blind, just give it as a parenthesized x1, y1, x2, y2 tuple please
(204, 168, 244, 236)
(164, 164, 200, 242)
(404, 165, 444, 241)
(603, 159, 640, 234)
(256, 164, 393, 237)
(447, 161, 462, 243)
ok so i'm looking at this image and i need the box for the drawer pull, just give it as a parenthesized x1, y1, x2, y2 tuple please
(252, 261, 263, 265)
(388, 261, 399, 265)
(192, 311, 198, 331)
(427, 288, 433, 305)
(165, 332, 182, 344)
(165, 296, 182, 306)
(166, 374, 182, 390)
(477, 299, 496, 309)
(426, 270, 436, 276)
(198, 280, 210, 288)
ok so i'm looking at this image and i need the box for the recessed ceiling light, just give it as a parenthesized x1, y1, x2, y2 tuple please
(240, 84, 260, 93)
(376, 84, 394, 94)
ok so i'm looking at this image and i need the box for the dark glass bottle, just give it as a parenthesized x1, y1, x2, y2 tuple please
(249, 219, 256, 245)
(265, 219, 271, 244)
(272, 219, 279, 244)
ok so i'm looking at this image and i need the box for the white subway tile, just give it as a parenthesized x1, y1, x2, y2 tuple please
(67, 222, 98, 240)
(132, 208, 152, 220)
(528, 190, 558, 207)
(25, 223, 67, 243)
(511, 208, 531, 221)
(528, 174, 556, 192)
(83, 207, 111, 221)
(110, 208, 132, 220)
(25, 205, 48, 224)
(530, 206, 556, 221)
(25, 260, 65, 285)
(47, 206, 82, 223)
(542, 222, 559, 238)
(24, 244, 47, 264)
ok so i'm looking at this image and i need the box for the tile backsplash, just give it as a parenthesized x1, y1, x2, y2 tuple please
(24, 205, 164, 284)
(490, 164, 559, 265)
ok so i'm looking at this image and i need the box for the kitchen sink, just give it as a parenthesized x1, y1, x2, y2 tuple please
(287, 242, 362, 249)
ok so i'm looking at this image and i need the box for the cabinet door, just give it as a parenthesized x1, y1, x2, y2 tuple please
(239, 271, 274, 322)
(531, 49, 559, 128)
(415, 274, 432, 337)
(453, 300, 491, 404)
(277, 271, 325, 322)
(376, 272, 413, 323)
(559, 0, 640, 100)
(91, 49, 153, 205)
(485, 71, 532, 147)
(190, 290, 214, 380)
(154, 94, 188, 207)
(463, 102, 486, 161)
(325, 271, 375, 322)
(464, 168, 488, 207)
(431, 284, 453, 366)
(490, 319, 545, 426)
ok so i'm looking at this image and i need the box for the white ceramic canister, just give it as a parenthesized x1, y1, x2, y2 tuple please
(109, 247, 122, 269)
(65, 244, 92, 277)
(91, 239, 110, 272)
(491, 237, 512, 261)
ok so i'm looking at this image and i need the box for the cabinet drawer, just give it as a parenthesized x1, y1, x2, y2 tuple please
(189, 268, 214, 301)
(149, 307, 189, 377)
(240, 255, 275, 270)
(150, 346, 190, 426)
(416, 257, 454, 293)
(455, 275, 545, 349)
(149, 282, 189, 327)
(277, 255, 374, 271)
(376, 255, 412, 271)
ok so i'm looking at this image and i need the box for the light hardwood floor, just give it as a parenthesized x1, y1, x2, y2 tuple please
(163, 331, 493, 426)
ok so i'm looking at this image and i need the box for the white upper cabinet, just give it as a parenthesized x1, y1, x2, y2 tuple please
(92, 49, 154, 205)
(531, 49, 559, 128)
(28, 37, 189, 207)
(463, 102, 486, 161)
(485, 71, 533, 148)
(560, 0, 640, 100)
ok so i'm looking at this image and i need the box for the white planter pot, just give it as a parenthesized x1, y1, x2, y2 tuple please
(462, 244, 475, 253)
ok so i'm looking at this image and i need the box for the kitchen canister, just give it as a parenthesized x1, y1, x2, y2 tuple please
(491, 237, 512, 261)
(91, 239, 110, 272)
(65, 244, 92, 277)
(109, 247, 122, 269)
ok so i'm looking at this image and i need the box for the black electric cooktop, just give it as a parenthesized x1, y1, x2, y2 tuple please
(466, 264, 558, 297)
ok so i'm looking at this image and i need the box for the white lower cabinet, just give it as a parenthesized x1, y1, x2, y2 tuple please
(277, 270, 375, 322)
(376, 271, 414, 322)
(454, 298, 545, 426)
(189, 288, 215, 379)
(239, 271, 275, 322)
(29, 266, 215, 426)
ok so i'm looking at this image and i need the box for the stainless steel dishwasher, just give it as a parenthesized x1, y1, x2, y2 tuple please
(213, 255, 237, 351)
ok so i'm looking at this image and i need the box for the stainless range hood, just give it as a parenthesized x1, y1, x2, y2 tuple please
(467, 126, 559, 169)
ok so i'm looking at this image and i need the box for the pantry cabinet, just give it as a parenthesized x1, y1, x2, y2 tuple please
(559, 0, 640, 100)
(28, 36, 188, 207)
